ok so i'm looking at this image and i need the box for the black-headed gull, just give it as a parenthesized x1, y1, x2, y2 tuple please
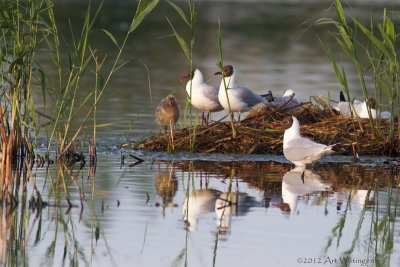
(155, 95, 180, 132)
(215, 65, 264, 120)
(282, 116, 335, 167)
(182, 69, 222, 125)
(335, 92, 391, 119)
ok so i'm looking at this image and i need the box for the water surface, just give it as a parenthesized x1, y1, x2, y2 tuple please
(21, 156, 400, 266)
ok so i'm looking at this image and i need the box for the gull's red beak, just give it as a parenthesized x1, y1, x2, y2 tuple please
(271, 122, 282, 129)
(181, 75, 189, 81)
(214, 71, 222, 75)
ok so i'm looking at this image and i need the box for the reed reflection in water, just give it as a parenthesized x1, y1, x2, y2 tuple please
(1, 156, 399, 266)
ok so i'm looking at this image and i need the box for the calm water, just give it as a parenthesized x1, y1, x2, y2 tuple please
(23, 155, 400, 267)
(19, 1, 400, 267)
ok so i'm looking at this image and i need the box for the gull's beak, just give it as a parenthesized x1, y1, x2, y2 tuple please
(214, 71, 222, 75)
(271, 123, 282, 129)
(181, 75, 189, 81)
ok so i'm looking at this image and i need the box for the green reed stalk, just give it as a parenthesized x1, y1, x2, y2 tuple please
(167, 0, 197, 151)
(217, 20, 236, 138)
(316, 0, 400, 154)
(45, 0, 159, 155)
(0, 0, 46, 190)
(354, 9, 399, 140)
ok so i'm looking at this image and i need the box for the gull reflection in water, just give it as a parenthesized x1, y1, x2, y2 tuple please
(183, 189, 222, 232)
(215, 191, 255, 234)
(280, 167, 331, 214)
(336, 188, 374, 212)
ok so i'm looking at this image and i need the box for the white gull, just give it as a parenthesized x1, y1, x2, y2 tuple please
(335, 92, 391, 119)
(282, 116, 335, 167)
(215, 65, 264, 120)
(268, 89, 300, 110)
(183, 69, 223, 124)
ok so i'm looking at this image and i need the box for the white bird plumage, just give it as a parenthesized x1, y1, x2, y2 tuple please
(335, 93, 391, 119)
(184, 69, 222, 113)
(282, 116, 335, 167)
(184, 69, 223, 125)
(268, 89, 300, 110)
(216, 65, 264, 115)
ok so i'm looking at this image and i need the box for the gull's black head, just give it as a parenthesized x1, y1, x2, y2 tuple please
(339, 91, 346, 102)
(367, 97, 376, 109)
(215, 65, 234, 77)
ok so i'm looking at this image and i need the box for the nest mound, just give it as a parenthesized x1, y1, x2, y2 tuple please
(134, 101, 399, 156)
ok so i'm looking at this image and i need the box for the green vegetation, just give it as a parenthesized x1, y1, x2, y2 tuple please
(166, 0, 197, 151)
(0, 0, 158, 265)
(316, 0, 399, 149)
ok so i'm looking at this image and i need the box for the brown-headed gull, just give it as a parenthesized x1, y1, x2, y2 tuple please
(182, 69, 223, 125)
(215, 65, 264, 121)
(155, 95, 180, 132)
(282, 116, 335, 167)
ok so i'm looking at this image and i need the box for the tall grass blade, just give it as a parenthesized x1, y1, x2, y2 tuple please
(99, 29, 120, 49)
(167, 1, 190, 26)
(130, 0, 159, 33)
(166, 17, 190, 61)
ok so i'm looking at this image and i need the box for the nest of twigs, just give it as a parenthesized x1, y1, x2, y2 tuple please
(133, 98, 399, 156)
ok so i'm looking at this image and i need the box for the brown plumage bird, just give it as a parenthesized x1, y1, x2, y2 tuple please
(155, 95, 180, 133)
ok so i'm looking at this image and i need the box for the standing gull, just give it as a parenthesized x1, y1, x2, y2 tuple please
(182, 69, 222, 125)
(215, 65, 264, 121)
(281, 116, 335, 167)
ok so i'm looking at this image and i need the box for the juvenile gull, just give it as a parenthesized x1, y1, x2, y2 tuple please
(155, 95, 180, 132)
(215, 65, 264, 121)
(281, 116, 335, 167)
(182, 69, 222, 125)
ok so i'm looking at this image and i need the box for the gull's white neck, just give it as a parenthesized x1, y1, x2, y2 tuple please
(283, 116, 301, 149)
(219, 69, 236, 92)
(186, 69, 204, 97)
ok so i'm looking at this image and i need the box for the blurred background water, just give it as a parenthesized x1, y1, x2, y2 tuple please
(36, 0, 400, 142)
